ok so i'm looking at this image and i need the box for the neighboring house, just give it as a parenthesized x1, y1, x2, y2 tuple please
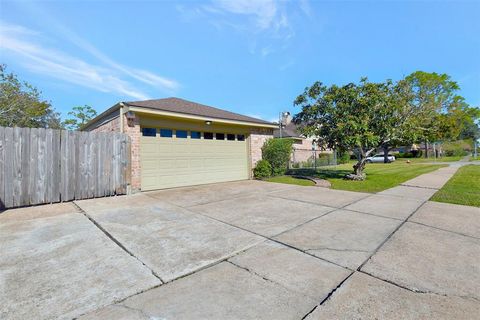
(84, 97, 276, 192)
(273, 114, 330, 163)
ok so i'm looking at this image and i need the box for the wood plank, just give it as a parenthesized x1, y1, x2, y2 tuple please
(76, 131, 84, 199)
(20, 128, 30, 206)
(64, 130, 75, 201)
(60, 130, 67, 201)
(70, 130, 78, 200)
(0, 127, 5, 209)
(45, 129, 53, 203)
(95, 133, 103, 198)
(36, 128, 46, 205)
(88, 132, 96, 198)
(103, 133, 109, 196)
(112, 133, 118, 194)
(4, 128, 14, 208)
(28, 128, 38, 206)
(105, 133, 112, 196)
(51, 129, 61, 203)
(13, 127, 22, 207)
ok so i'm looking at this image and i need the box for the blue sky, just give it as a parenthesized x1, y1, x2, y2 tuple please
(1, 0, 479, 122)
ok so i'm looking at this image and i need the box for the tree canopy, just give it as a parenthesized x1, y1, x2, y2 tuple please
(294, 78, 419, 177)
(0, 65, 62, 128)
(63, 105, 98, 131)
(293, 72, 479, 178)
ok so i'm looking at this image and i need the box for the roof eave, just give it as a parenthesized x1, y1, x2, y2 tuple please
(127, 105, 277, 128)
(82, 103, 121, 131)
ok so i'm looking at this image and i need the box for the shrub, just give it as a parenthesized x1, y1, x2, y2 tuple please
(338, 152, 350, 164)
(253, 160, 272, 179)
(262, 138, 294, 176)
(396, 152, 414, 158)
(442, 140, 470, 157)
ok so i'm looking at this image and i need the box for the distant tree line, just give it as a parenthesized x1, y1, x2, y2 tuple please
(294, 71, 480, 179)
(0, 65, 97, 131)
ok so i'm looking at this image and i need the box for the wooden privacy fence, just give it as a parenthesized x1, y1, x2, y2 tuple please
(0, 127, 131, 209)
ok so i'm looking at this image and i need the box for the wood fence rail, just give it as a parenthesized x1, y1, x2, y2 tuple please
(0, 127, 131, 210)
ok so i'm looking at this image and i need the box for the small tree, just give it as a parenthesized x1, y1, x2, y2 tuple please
(63, 105, 97, 130)
(261, 138, 293, 176)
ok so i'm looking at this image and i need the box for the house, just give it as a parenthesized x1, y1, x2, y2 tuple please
(84, 97, 276, 192)
(273, 114, 329, 163)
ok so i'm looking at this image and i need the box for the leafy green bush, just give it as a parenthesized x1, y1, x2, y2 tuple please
(262, 138, 294, 176)
(253, 160, 272, 179)
(338, 152, 350, 164)
(443, 140, 470, 157)
(396, 152, 414, 158)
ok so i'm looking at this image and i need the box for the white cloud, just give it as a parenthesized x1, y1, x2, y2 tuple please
(213, 0, 278, 30)
(0, 21, 179, 100)
(177, 0, 311, 57)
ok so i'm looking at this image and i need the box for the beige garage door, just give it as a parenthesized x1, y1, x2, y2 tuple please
(140, 130, 249, 191)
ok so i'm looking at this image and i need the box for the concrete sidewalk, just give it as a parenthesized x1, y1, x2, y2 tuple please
(1, 170, 478, 320)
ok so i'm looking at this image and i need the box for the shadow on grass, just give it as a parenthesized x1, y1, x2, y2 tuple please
(286, 168, 352, 180)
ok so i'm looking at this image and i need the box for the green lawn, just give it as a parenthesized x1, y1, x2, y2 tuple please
(431, 165, 480, 207)
(288, 162, 446, 193)
(265, 175, 315, 186)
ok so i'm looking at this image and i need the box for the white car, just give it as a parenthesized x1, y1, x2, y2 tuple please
(366, 154, 396, 163)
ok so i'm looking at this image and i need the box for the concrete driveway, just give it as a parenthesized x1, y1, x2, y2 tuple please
(1, 177, 479, 319)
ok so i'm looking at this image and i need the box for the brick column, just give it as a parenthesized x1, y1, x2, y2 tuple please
(249, 128, 273, 174)
(123, 113, 141, 192)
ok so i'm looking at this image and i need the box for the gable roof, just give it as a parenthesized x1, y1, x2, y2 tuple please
(125, 97, 274, 125)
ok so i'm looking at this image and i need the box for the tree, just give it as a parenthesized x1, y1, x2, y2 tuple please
(404, 71, 460, 157)
(63, 105, 97, 130)
(293, 78, 418, 179)
(377, 79, 421, 163)
(0, 64, 62, 128)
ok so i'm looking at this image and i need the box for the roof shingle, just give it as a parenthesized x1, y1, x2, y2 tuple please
(125, 97, 274, 125)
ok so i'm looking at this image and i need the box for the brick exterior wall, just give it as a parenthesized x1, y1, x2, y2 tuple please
(90, 116, 120, 133)
(123, 114, 141, 192)
(249, 127, 273, 171)
(292, 139, 315, 163)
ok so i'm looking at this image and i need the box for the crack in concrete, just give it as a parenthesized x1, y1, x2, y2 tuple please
(300, 271, 355, 320)
(399, 184, 440, 190)
(227, 260, 289, 290)
(72, 202, 165, 283)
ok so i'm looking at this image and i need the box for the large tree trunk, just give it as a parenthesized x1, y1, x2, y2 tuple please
(353, 158, 367, 175)
(345, 147, 373, 180)
(383, 144, 390, 163)
(424, 139, 428, 158)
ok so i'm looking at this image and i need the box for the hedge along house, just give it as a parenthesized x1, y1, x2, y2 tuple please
(83, 98, 276, 192)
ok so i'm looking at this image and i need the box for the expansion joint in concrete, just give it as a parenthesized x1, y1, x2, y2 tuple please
(72, 202, 165, 283)
(356, 198, 429, 271)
